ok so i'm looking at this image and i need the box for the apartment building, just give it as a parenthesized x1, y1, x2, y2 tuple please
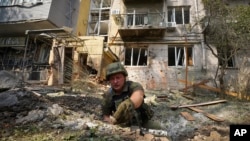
(1, 0, 248, 91)
(104, 0, 250, 92)
(101, 0, 216, 90)
(0, 0, 109, 85)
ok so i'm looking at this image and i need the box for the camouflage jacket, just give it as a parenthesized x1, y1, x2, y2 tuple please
(101, 81, 144, 116)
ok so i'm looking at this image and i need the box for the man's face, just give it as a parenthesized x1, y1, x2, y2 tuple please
(109, 73, 126, 93)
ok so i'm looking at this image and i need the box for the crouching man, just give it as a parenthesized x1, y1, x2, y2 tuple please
(102, 62, 153, 127)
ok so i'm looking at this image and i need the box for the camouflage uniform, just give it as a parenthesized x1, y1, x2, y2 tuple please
(102, 80, 153, 126)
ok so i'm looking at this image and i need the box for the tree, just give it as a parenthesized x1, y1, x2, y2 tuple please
(201, 0, 250, 97)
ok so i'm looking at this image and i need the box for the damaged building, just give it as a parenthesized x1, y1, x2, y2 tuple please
(0, 0, 249, 93)
(108, 0, 209, 90)
(105, 0, 250, 92)
(0, 0, 113, 85)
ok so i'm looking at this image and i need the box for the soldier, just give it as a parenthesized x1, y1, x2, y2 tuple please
(102, 62, 153, 127)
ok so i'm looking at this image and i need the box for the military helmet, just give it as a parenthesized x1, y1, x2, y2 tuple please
(106, 62, 128, 80)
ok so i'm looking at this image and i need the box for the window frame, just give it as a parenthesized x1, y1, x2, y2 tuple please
(124, 46, 148, 67)
(168, 45, 194, 67)
(218, 48, 236, 68)
(167, 6, 190, 24)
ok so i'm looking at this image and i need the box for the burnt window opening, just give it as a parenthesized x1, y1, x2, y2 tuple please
(168, 6, 190, 24)
(33, 43, 50, 64)
(168, 46, 193, 67)
(0, 47, 23, 70)
(218, 48, 235, 68)
(28, 42, 51, 81)
(125, 47, 148, 66)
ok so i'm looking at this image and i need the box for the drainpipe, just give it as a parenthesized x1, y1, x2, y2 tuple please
(201, 34, 206, 70)
(195, 0, 199, 22)
(133, 10, 136, 27)
(195, 0, 206, 69)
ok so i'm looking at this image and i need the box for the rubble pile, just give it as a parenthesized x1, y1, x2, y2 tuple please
(1, 70, 250, 141)
(0, 70, 22, 91)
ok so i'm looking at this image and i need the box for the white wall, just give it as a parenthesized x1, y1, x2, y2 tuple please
(109, 0, 219, 90)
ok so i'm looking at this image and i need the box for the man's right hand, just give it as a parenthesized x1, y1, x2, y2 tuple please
(103, 115, 117, 124)
(112, 98, 134, 124)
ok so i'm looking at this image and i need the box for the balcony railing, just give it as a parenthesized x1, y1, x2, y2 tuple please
(113, 10, 166, 29)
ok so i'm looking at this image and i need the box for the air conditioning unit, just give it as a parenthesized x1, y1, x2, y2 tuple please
(111, 9, 120, 15)
(166, 22, 176, 27)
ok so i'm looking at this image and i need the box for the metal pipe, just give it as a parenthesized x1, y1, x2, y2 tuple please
(25, 28, 71, 35)
(21, 33, 29, 85)
(133, 10, 136, 27)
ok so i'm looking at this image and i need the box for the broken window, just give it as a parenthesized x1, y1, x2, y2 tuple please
(167, 6, 190, 24)
(168, 46, 193, 67)
(127, 13, 148, 26)
(218, 48, 235, 68)
(125, 47, 148, 66)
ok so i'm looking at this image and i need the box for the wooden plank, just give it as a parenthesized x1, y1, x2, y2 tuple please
(157, 95, 169, 98)
(170, 99, 227, 110)
(181, 79, 209, 91)
(178, 79, 238, 97)
(180, 112, 195, 121)
(182, 95, 194, 100)
(187, 107, 224, 122)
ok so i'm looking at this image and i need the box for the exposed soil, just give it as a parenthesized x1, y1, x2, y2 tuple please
(1, 77, 250, 141)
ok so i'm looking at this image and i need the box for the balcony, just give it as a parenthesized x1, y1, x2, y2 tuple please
(113, 11, 172, 41)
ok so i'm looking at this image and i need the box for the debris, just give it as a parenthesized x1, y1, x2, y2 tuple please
(16, 110, 45, 124)
(187, 107, 224, 122)
(182, 94, 194, 100)
(141, 128, 168, 137)
(179, 79, 239, 98)
(0, 70, 22, 90)
(156, 95, 170, 102)
(144, 95, 159, 106)
(180, 79, 209, 92)
(31, 91, 42, 97)
(47, 91, 65, 97)
(0, 91, 19, 108)
(180, 112, 195, 121)
(47, 104, 64, 116)
(170, 99, 227, 110)
(157, 95, 169, 98)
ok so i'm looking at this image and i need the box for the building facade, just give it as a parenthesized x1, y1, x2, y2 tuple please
(0, 0, 107, 85)
(105, 0, 218, 90)
(1, 0, 249, 93)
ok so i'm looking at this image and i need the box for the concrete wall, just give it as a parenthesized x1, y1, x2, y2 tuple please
(49, 0, 81, 34)
(0, 0, 85, 36)
(77, 36, 104, 78)
(0, 0, 52, 22)
(108, 0, 217, 90)
(76, 0, 91, 36)
(123, 42, 218, 90)
(222, 49, 250, 93)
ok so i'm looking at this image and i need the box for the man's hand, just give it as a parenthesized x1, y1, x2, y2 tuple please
(112, 98, 134, 124)
(103, 115, 117, 124)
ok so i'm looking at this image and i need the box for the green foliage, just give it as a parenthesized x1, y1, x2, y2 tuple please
(202, 0, 229, 16)
(202, 0, 250, 94)
(202, 0, 250, 54)
(232, 6, 250, 34)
